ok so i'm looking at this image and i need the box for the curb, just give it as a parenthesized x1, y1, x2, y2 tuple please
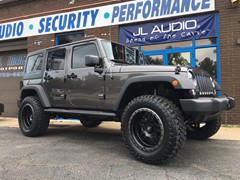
(1, 117, 240, 140)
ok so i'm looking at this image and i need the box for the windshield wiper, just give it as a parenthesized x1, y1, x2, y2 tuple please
(110, 59, 131, 65)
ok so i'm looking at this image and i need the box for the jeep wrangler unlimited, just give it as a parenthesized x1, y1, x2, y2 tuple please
(18, 38, 235, 164)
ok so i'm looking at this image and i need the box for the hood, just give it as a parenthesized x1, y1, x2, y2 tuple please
(119, 65, 188, 73)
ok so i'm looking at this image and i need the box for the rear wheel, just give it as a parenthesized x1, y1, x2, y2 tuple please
(80, 117, 102, 128)
(186, 116, 222, 140)
(18, 96, 50, 137)
(121, 95, 186, 164)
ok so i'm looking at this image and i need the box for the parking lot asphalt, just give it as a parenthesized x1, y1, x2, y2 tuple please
(0, 117, 240, 180)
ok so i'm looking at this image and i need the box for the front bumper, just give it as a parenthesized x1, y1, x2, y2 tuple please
(180, 96, 235, 122)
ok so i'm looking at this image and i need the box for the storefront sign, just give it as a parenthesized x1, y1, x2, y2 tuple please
(0, 54, 26, 78)
(120, 14, 216, 46)
(0, 0, 215, 41)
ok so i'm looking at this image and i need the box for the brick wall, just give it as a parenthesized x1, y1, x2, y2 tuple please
(0, 0, 239, 123)
(27, 34, 55, 52)
(215, 1, 240, 124)
(85, 26, 119, 42)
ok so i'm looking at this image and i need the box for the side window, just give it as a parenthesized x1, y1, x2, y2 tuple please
(25, 53, 43, 74)
(72, 43, 98, 69)
(47, 49, 66, 71)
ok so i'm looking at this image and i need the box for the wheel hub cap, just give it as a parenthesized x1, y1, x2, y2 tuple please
(130, 108, 164, 149)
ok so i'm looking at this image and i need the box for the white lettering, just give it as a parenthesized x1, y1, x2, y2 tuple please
(0, 66, 24, 71)
(151, 25, 161, 34)
(150, 20, 198, 35)
(133, 27, 148, 36)
(185, 20, 197, 30)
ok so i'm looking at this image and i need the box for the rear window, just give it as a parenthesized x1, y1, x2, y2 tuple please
(25, 53, 43, 74)
(46, 49, 66, 71)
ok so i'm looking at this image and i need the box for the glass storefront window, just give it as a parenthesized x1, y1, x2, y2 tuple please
(145, 55, 163, 65)
(196, 38, 217, 46)
(141, 41, 192, 51)
(168, 52, 190, 67)
(196, 47, 217, 79)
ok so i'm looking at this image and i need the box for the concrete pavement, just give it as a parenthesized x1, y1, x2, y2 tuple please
(0, 117, 240, 179)
(0, 117, 240, 141)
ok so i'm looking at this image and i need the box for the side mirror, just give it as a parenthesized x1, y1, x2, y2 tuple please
(85, 55, 103, 73)
(85, 55, 100, 67)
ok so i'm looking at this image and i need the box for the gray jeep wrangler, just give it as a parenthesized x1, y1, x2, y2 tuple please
(18, 38, 235, 164)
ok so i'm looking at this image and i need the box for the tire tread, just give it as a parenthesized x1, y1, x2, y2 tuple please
(18, 96, 49, 137)
(121, 95, 186, 164)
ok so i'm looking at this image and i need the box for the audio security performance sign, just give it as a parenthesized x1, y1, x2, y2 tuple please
(0, 0, 215, 41)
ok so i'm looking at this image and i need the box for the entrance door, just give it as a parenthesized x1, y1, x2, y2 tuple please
(0, 50, 27, 116)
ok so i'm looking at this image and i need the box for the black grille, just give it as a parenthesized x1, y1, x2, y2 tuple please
(192, 69, 215, 97)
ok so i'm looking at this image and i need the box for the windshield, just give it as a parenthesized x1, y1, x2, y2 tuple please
(101, 40, 148, 65)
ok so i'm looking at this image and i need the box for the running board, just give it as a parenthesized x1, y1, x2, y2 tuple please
(44, 108, 117, 117)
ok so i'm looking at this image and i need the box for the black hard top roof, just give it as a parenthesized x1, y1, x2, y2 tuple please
(27, 37, 104, 56)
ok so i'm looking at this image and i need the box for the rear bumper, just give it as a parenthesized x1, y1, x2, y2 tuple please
(180, 96, 235, 122)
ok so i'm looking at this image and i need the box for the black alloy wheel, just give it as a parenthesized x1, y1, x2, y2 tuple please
(21, 103, 34, 129)
(121, 95, 186, 164)
(130, 108, 164, 149)
(18, 96, 50, 137)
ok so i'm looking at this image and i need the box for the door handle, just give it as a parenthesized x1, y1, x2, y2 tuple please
(67, 73, 77, 79)
(44, 75, 53, 80)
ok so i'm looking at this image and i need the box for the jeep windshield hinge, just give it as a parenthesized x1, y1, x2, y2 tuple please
(175, 65, 181, 74)
(95, 65, 103, 74)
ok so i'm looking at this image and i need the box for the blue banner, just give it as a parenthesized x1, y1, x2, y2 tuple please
(120, 14, 216, 46)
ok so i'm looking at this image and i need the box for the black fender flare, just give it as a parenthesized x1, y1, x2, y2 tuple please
(20, 85, 51, 108)
(113, 75, 195, 111)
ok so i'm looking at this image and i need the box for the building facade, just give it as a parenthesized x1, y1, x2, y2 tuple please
(0, 0, 239, 124)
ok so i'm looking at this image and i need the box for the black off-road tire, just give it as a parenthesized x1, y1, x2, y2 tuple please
(80, 117, 102, 128)
(18, 96, 50, 137)
(121, 95, 186, 164)
(187, 116, 222, 140)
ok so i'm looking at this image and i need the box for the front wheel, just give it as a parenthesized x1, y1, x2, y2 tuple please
(18, 96, 50, 137)
(121, 95, 186, 164)
(187, 116, 222, 140)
